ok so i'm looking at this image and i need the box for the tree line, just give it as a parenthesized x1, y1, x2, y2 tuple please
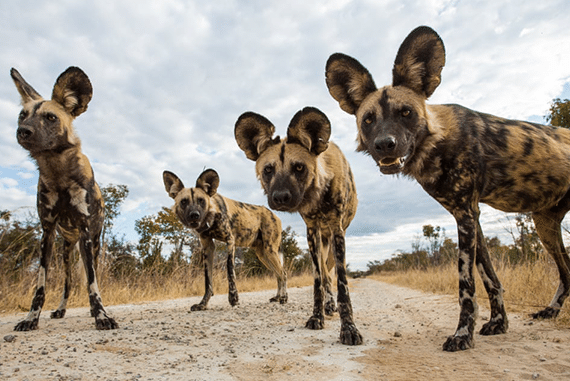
(363, 212, 544, 275)
(0, 185, 312, 282)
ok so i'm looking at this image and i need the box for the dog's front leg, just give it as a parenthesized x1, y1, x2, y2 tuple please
(192, 238, 215, 311)
(443, 212, 478, 351)
(80, 231, 118, 330)
(305, 225, 325, 330)
(14, 224, 56, 331)
(333, 228, 363, 345)
(226, 239, 239, 307)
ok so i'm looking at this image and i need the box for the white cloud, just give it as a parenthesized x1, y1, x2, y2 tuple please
(1, 1, 570, 269)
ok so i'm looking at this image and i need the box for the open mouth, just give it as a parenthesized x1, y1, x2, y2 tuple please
(379, 157, 405, 167)
(377, 149, 411, 174)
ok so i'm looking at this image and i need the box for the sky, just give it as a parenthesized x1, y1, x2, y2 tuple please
(1, 1, 570, 270)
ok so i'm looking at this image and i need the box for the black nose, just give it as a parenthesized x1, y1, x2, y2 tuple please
(272, 190, 292, 206)
(374, 136, 397, 154)
(188, 211, 200, 221)
(17, 127, 32, 140)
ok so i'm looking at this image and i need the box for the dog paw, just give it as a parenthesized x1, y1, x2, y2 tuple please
(305, 315, 324, 330)
(269, 294, 288, 304)
(340, 323, 363, 345)
(442, 334, 474, 351)
(95, 315, 119, 330)
(191, 303, 207, 311)
(229, 293, 239, 307)
(325, 300, 337, 316)
(14, 319, 39, 331)
(479, 319, 507, 335)
(50, 309, 66, 319)
(531, 307, 560, 319)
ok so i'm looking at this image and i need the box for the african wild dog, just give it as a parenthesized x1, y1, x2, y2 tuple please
(235, 107, 362, 345)
(11, 67, 118, 331)
(163, 169, 288, 310)
(325, 25, 570, 351)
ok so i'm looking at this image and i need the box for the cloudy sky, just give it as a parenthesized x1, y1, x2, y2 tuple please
(1, 1, 570, 270)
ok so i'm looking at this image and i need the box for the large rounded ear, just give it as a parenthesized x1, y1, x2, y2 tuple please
(235, 112, 280, 161)
(163, 171, 185, 199)
(325, 53, 377, 115)
(52, 67, 93, 117)
(392, 26, 445, 99)
(10, 68, 43, 104)
(196, 169, 219, 197)
(287, 107, 330, 155)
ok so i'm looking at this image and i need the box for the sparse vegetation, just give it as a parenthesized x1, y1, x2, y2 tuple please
(0, 185, 313, 314)
(368, 220, 569, 326)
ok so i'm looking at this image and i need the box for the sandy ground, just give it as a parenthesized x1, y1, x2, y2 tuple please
(1, 278, 570, 380)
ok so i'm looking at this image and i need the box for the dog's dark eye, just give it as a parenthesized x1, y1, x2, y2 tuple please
(197, 198, 206, 207)
(363, 114, 375, 125)
(180, 199, 189, 208)
(264, 165, 274, 175)
(19, 110, 28, 121)
(294, 163, 305, 173)
(400, 108, 412, 118)
(45, 113, 58, 122)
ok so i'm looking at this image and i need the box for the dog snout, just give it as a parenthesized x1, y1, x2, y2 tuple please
(272, 190, 292, 206)
(188, 210, 200, 221)
(374, 136, 397, 155)
(17, 127, 32, 140)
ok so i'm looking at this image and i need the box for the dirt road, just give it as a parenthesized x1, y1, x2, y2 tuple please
(1, 278, 569, 380)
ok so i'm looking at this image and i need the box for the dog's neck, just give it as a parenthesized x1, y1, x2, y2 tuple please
(32, 144, 95, 191)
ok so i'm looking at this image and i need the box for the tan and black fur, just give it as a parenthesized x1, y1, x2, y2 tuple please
(11, 67, 117, 331)
(163, 169, 288, 309)
(235, 107, 362, 345)
(325, 26, 570, 351)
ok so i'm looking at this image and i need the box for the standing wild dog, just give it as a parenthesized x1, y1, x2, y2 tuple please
(163, 169, 288, 310)
(235, 107, 362, 345)
(325, 25, 570, 351)
(11, 67, 118, 331)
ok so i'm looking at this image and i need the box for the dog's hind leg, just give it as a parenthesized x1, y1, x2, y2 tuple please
(50, 240, 76, 319)
(475, 222, 508, 335)
(323, 235, 337, 316)
(531, 206, 570, 319)
(14, 224, 56, 331)
(255, 245, 288, 304)
(305, 226, 326, 330)
(192, 238, 215, 311)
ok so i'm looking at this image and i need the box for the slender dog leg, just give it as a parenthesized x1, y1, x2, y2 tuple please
(226, 241, 239, 307)
(305, 226, 325, 330)
(443, 214, 478, 351)
(80, 231, 117, 330)
(532, 210, 570, 318)
(475, 223, 508, 335)
(14, 226, 55, 331)
(333, 231, 362, 345)
(322, 236, 337, 316)
(50, 240, 75, 319)
(192, 238, 215, 311)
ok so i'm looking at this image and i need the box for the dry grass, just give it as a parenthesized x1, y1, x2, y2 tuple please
(372, 257, 570, 326)
(0, 264, 313, 315)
